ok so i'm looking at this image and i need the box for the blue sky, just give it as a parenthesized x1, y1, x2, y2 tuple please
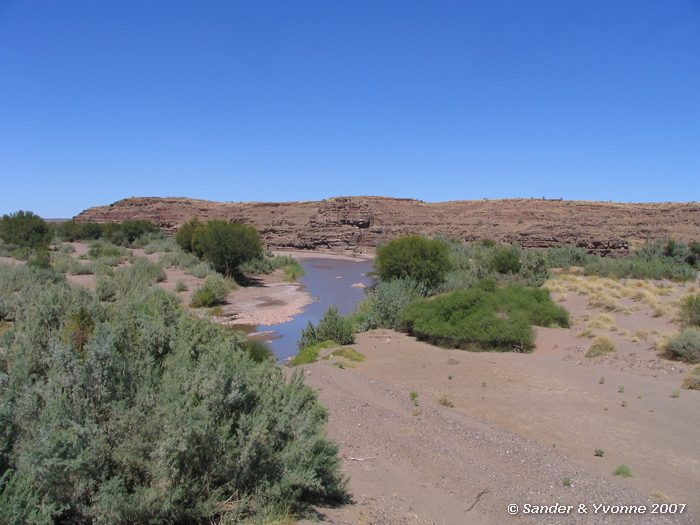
(1, 1, 698, 217)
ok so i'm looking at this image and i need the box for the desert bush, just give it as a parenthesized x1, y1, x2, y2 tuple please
(159, 249, 201, 269)
(682, 366, 700, 390)
(541, 246, 591, 268)
(375, 235, 451, 292)
(191, 274, 233, 308)
(297, 307, 354, 350)
(585, 336, 617, 358)
(142, 237, 176, 254)
(174, 280, 187, 292)
(241, 338, 273, 362)
(0, 263, 345, 523)
(185, 261, 217, 278)
(0, 210, 51, 249)
(26, 248, 51, 269)
(679, 293, 700, 327)
(664, 328, 700, 364)
(175, 217, 201, 253)
(351, 278, 421, 331)
(316, 307, 355, 345)
(87, 240, 126, 259)
(584, 256, 695, 282)
(193, 220, 263, 277)
(398, 280, 569, 351)
(490, 246, 521, 274)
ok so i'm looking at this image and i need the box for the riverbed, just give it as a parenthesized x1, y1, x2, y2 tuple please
(255, 256, 374, 360)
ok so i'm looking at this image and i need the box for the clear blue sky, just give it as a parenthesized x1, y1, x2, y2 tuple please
(1, 1, 698, 217)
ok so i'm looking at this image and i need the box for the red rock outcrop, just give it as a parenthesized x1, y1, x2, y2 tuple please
(75, 196, 700, 255)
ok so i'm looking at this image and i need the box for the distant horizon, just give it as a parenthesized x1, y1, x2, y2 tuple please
(2, 2, 698, 217)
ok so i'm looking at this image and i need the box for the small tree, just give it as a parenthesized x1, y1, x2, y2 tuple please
(175, 218, 201, 253)
(375, 235, 451, 291)
(193, 220, 263, 277)
(0, 210, 51, 248)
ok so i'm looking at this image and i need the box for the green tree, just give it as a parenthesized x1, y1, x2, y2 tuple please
(375, 235, 451, 291)
(193, 220, 263, 277)
(175, 217, 201, 253)
(0, 210, 51, 249)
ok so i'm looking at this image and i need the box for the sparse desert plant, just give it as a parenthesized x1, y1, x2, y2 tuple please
(563, 477, 572, 488)
(663, 327, 700, 364)
(326, 347, 365, 362)
(599, 377, 605, 384)
(618, 385, 625, 393)
(594, 448, 605, 457)
(190, 274, 233, 308)
(577, 328, 596, 339)
(621, 400, 627, 407)
(670, 389, 680, 398)
(613, 465, 632, 478)
(438, 394, 454, 408)
(185, 261, 216, 278)
(174, 280, 188, 292)
(585, 336, 617, 358)
(409, 391, 419, 404)
(682, 366, 700, 390)
(587, 313, 617, 330)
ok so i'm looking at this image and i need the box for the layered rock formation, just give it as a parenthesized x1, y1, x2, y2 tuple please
(75, 196, 700, 255)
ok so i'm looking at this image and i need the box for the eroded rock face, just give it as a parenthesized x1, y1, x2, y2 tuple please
(75, 196, 700, 255)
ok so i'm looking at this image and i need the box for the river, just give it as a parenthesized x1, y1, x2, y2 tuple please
(259, 257, 374, 360)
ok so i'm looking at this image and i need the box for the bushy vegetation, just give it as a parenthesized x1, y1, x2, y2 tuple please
(0, 211, 52, 249)
(375, 235, 451, 292)
(398, 280, 569, 352)
(0, 262, 345, 523)
(239, 253, 305, 282)
(176, 219, 263, 278)
(679, 293, 700, 327)
(583, 256, 695, 282)
(292, 340, 338, 366)
(350, 278, 421, 331)
(54, 219, 160, 247)
(190, 274, 234, 308)
(664, 328, 700, 364)
(297, 307, 354, 351)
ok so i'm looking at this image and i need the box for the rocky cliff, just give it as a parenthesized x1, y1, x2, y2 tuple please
(75, 196, 700, 255)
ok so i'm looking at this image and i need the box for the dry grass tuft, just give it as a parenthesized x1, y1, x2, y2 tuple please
(585, 336, 617, 358)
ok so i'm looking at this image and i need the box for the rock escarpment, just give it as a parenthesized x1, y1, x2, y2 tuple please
(75, 196, 700, 255)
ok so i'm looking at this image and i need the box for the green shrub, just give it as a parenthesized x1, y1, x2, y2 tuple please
(282, 261, 305, 282)
(490, 246, 521, 274)
(351, 278, 421, 331)
(541, 246, 591, 268)
(193, 220, 263, 277)
(291, 340, 337, 366)
(175, 217, 201, 253)
(613, 465, 632, 478)
(398, 280, 569, 351)
(584, 256, 695, 281)
(585, 336, 617, 358)
(185, 261, 216, 278)
(0, 210, 51, 249)
(679, 294, 700, 327)
(191, 275, 233, 308)
(664, 327, 700, 364)
(174, 280, 187, 292)
(375, 235, 451, 291)
(159, 249, 201, 269)
(142, 237, 176, 254)
(316, 307, 355, 345)
(242, 339, 273, 362)
(0, 263, 346, 523)
(26, 248, 51, 269)
(87, 240, 126, 259)
(114, 219, 159, 245)
(298, 321, 319, 351)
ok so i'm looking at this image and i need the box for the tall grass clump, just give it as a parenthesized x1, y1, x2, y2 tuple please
(679, 293, 700, 327)
(398, 280, 569, 352)
(584, 257, 695, 282)
(585, 336, 617, 358)
(0, 261, 346, 523)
